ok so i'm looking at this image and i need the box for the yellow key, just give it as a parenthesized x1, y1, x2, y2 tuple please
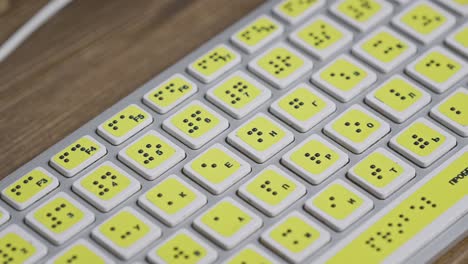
(321, 147, 468, 264)
(0, 225, 47, 264)
(97, 104, 152, 145)
(188, 44, 240, 83)
(446, 23, 468, 58)
(232, 15, 283, 53)
(25, 193, 94, 245)
(149, 230, 217, 264)
(331, 0, 393, 31)
(454, 26, 468, 48)
(139, 175, 206, 227)
(305, 180, 373, 231)
(227, 245, 275, 264)
(390, 118, 456, 167)
(143, 74, 197, 114)
(50, 240, 112, 264)
(261, 211, 330, 263)
(1, 168, 59, 210)
(92, 207, 160, 260)
(50, 136, 106, 177)
(274, 0, 325, 24)
(194, 198, 262, 249)
(431, 88, 468, 137)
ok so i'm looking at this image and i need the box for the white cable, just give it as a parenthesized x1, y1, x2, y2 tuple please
(0, 0, 73, 63)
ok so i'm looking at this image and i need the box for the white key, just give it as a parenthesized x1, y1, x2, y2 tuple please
(0, 225, 48, 264)
(46, 239, 115, 264)
(193, 197, 262, 249)
(445, 22, 468, 58)
(281, 134, 349, 185)
(430, 87, 468, 137)
(304, 179, 374, 231)
(347, 148, 416, 199)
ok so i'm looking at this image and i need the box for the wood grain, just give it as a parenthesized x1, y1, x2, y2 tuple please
(0, 1, 465, 263)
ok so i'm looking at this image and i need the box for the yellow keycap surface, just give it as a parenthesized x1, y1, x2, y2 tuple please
(331, 109, 382, 143)
(401, 3, 447, 35)
(236, 116, 287, 151)
(396, 122, 446, 157)
(191, 148, 241, 184)
(125, 133, 176, 169)
(414, 51, 462, 83)
(170, 104, 221, 138)
(52, 137, 103, 171)
(269, 216, 321, 253)
(146, 76, 195, 108)
(337, 0, 382, 22)
(53, 244, 106, 264)
(80, 164, 131, 201)
(191, 46, 238, 77)
(362, 31, 409, 63)
(246, 169, 297, 206)
(438, 91, 468, 126)
(101, 105, 150, 138)
(374, 78, 424, 112)
(454, 26, 468, 48)
(156, 233, 208, 264)
(3, 169, 54, 204)
(235, 16, 280, 47)
(327, 151, 468, 263)
(278, 0, 321, 19)
(278, 87, 327, 121)
(201, 201, 252, 237)
(213, 75, 263, 109)
(297, 19, 344, 50)
(312, 183, 364, 220)
(0, 232, 37, 263)
(258, 47, 305, 79)
(34, 197, 85, 234)
(353, 152, 404, 188)
(290, 139, 340, 175)
(145, 177, 196, 215)
(320, 58, 368, 91)
(99, 210, 150, 248)
(227, 248, 272, 264)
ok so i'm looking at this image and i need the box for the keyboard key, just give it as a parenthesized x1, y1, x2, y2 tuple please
(282, 134, 349, 185)
(348, 148, 415, 199)
(231, 15, 284, 54)
(436, 0, 468, 16)
(193, 197, 262, 249)
(206, 71, 271, 119)
(430, 87, 468, 137)
(224, 244, 277, 264)
(238, 165, 306, 217)
(50, 136, 106, 177)
(97, 104, 152, 145)
(143, 74, 198, 114)
(405, 46, 468, 93)
(0, 225, 47, 264)
(270, 83, 336, 132)
(91, 207, 161, 260)
(227, 113, 294, 163)
(25, 192, 95, 245)
(446, 22, 468, 58)
(392, 0, 455, 44)
(289, 14, 353, 61)
(163, 100, 229, 149)
(330, 0, 393, 32)
(365, 75, 431, 123)
(118, 130, 185, 180)
(0, 206, 9, 226)
(317, 146, 468, 263)
(352, 27, 417, 73)
(248, 43, 313, 89)
(46, 239, 114, 264)
(1, 167, 59, 210)
(273, 0, 325, 24)
(324, 105, 390, 154)
(183, 143, 251, 195)
(72, 161, 141, 212)
(260, 211, 330, 263)
(305, 179, 374, 231)
(389, 118, 456, 167)
(187, 44, 241, 83)
(138, 175, 206, 227)
(147, 229, 218, 264)
(312, 54, 377, 102)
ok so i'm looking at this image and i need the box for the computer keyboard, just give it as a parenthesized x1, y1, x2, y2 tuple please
(1, 0, 467, 263)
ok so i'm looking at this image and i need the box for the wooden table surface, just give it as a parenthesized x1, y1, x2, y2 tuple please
(0, 1, 466, 263)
